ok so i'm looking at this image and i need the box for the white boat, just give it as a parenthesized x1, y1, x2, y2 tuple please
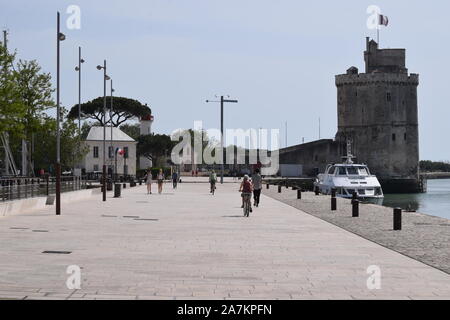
(314, 141, 384, 199)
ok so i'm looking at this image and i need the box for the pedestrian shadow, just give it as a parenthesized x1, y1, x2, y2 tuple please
(222, 215, 244, 218)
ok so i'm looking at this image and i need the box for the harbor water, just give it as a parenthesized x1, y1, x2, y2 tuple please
(382, 178, 450, 220)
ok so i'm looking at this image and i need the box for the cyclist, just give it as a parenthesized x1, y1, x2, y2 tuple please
(239, 174, 253, 213)
(209, 170, 217, 194)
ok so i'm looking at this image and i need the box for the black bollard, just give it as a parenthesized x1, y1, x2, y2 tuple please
(331, 188, 337, 211)
(114, 183, 121, 198)
(352, 191, 358, 201)
(393, 208, 402, 230)
(331, 197, 337, 211)
(266, 183, 269, 189)
(278, 185, 281, 193)
(314, 186, 319, 195)
(352, 199, 359, 217)
(297, 189, 301, 199)
(331, 188, 336, 198)
(123, 183, 126, 189)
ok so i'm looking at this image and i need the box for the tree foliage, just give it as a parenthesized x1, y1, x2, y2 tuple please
(0, 43, 26, 133)
(137, 134, 175, 165)
(420, 160, 450, 172)
(120, 123, 140, 140)
(68, 97, 151, 127)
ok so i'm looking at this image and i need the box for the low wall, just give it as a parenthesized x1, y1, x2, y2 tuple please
(0, 188, 102, 218)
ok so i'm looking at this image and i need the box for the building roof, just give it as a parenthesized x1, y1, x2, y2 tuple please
(86, 126, 136, 142)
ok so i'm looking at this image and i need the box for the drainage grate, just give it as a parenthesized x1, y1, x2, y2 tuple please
(32, 230, 49, 232)
(134, 218, 158, 221)
(123, 215, 140, 218)
(42, 250, 72, 254)
(10, 227, 29, 230)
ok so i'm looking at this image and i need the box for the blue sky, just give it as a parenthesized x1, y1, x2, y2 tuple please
(1, 0, 449, 160)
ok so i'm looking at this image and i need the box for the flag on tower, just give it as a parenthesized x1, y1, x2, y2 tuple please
(379, 14, 389, 26)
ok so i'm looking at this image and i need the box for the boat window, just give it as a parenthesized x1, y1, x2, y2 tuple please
(357, 166, 369, 176)
(327, 166, 336, 175)
(346, 167, 358, 175)
(338, 167, 347, 175)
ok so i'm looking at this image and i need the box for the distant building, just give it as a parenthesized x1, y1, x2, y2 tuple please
(82, 126, 137, 176)
(139, 114, 154, 170)
(280, 38, 423, 193)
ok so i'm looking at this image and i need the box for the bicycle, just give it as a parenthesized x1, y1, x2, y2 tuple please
(242, 192, 252, 217)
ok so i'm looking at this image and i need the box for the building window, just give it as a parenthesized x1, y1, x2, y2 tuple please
(386, 92, 391, 102)
(392, 133, 396, 141)
(404, 133, 407, 141)
(93, 146, 99, 158)
(93, 164, 99, 171)
(124, 146, 129, 159)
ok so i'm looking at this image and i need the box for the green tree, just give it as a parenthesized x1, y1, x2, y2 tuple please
(120, 123, 140, 140)
(0, 42, 26, 133)
(33, 114, 88, 173)
(137, 134, 175, 166)
(14, 59, 55, 171)
(68, 97, 151, 126)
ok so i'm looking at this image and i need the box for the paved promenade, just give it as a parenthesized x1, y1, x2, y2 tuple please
(1, 180, 450, 300)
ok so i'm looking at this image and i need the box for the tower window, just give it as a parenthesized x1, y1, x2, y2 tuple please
(386, 92, 392, 102)
(392, 133, 396, 141)
(404, 133, 407, 140)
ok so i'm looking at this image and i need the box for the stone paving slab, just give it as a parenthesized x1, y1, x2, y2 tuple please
(0, 181, 450, 299)
(264, 186, 450, 275)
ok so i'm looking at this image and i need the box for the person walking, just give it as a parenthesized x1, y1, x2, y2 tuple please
(144, 169, 152, 194)
(209, 170, 217, 194)
(157, 169, 164, 194)
(172, 170, 178, 189)
(252, 168, 262, 207)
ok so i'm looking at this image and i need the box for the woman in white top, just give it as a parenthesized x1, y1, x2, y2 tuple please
(145, 169, 152, 194)
(157, 169, 164, 194)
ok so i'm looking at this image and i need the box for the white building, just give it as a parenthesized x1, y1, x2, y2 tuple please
(82, 126, 137, 176)
(139, 114, 154, 170)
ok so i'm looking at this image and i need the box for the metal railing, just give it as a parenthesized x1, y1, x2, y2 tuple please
(0, 176, 85, 202)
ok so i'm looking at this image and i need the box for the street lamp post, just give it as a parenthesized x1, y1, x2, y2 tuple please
(56, 12, 66, 215)
(96, 61, 110, 201)
(75, 46, 85, 135)
(110, 79, 114, 181)
(205, 95, 238, 184)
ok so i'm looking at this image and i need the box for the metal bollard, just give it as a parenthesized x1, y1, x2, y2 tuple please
(123, 183, 126, 189)
(393, 207, 402, 230)
(266, 183, 269, 189)
(297, 189, 301, 199)
(314, 186, 319, 195)
(352, 191, 358, 201)
(114, 183, 121, 198)
(331, 188, 337, 211)
(278, 185, 281, 193)
(352, 199, 359, 217)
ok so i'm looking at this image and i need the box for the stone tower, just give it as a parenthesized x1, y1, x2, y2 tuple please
(335, 38, 422, 193)
(139, 113, 154, 170)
